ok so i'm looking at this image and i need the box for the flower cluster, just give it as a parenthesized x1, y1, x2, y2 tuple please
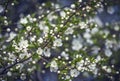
(0, 0, 120, 81)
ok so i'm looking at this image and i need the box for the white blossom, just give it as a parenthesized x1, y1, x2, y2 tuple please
(88, 63, 96, 71)
(47, 13, 57, 21)
(36, 47, 43, 55)
(106, 68, 112, 73)
(8, 53, 16, 62)
(61, 51, 69, 60)
(60, 11, 66, 18)
(86, 39, 93, 44)
(76, 61, 83, 71)
(65, 75, 70, 79)
(53, 38, 63, 47)
(71, 4, 76, 8)
(83, 32, 91, 39)
(37, 37, 43, 44)
(79, 22, 87, 29)
(43, 26, 49, 34)
(20, 73, 26, 80)
(19, 52, 30, 59)
(43, 48, 51, 57)
(107, 6, 115, 14)
(7, 71, 12, 76)
(38, 21, 45, 30)
(65, 27, 74, 35)
(30, 36, 36, 42)
(105, 40, 113, 48)
(6, 32, 16, 42)
(20, 18, 28, 24)
(105, 48, 112, 57)
(0, 5, 4, 13)
(70, 69, 80, 77)
(19, 53, 26, 59)
(91, 27, 99, 34)
(50, 60, 58, 72)
(26, 26, 31, 31)
(114, 25, 119, 31)
(72, 38, 83, 51)
(18, 38, 29, 51)
(78, 0, 82, 2)
(91, 46, 100, 54)
(38, 22, 49, 37)
(93, 16, 103, 26)
(95, 55, 101, 62)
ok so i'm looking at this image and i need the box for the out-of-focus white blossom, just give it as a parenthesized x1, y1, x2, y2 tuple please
(7, 71, 12, 76)
(107, 6, 115, 14)
(114, 25, 119, 31)
(93, 16, 103, 26)
(50, 60, 58, 72)
(88, 63, 96, 71)
(65, 27, 74, 35)
(30, 36, 36, 42)
(65, 75, 70, 80)
(8, 53, 16, 62)
(61, 51, 69, 60)
(20, 73, 26, 80)
(105, 40, 113, 49)
(95, 55, 101, 62)
(43, 48, 51, 57)
(43, 26, 49, 35)
(71, 4, 76, 8)
(39, 23, 49, 37)
(91, 27, 99, 34)
(47, 13, 57, 21)
(91, 46, 100, 54)
(6, 32, 16, 42)
(0, 5, 4, 13)
(106, 68, 112, 73)
(20, 18, 28, 24)
(37, 37, 43, 44)
(72, 38, 83, 51)
(97, 8, 104, 13)
(78, 0, 82, 2)
(102, 66, 112, 73)
(60, 11, 66, 18)
(53, 38, 63, 47)
(76, 61, 83, 71)
(86, 39, 93, 44)
(83, 32, 91, 39)
(38, 21, 45, 30)
(104, 48, 112, 57)
(79, 22, 87, 29)
(70, 69, 80, 77)
(19, 52, 30, 59)
(19, 53, 26, 59)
